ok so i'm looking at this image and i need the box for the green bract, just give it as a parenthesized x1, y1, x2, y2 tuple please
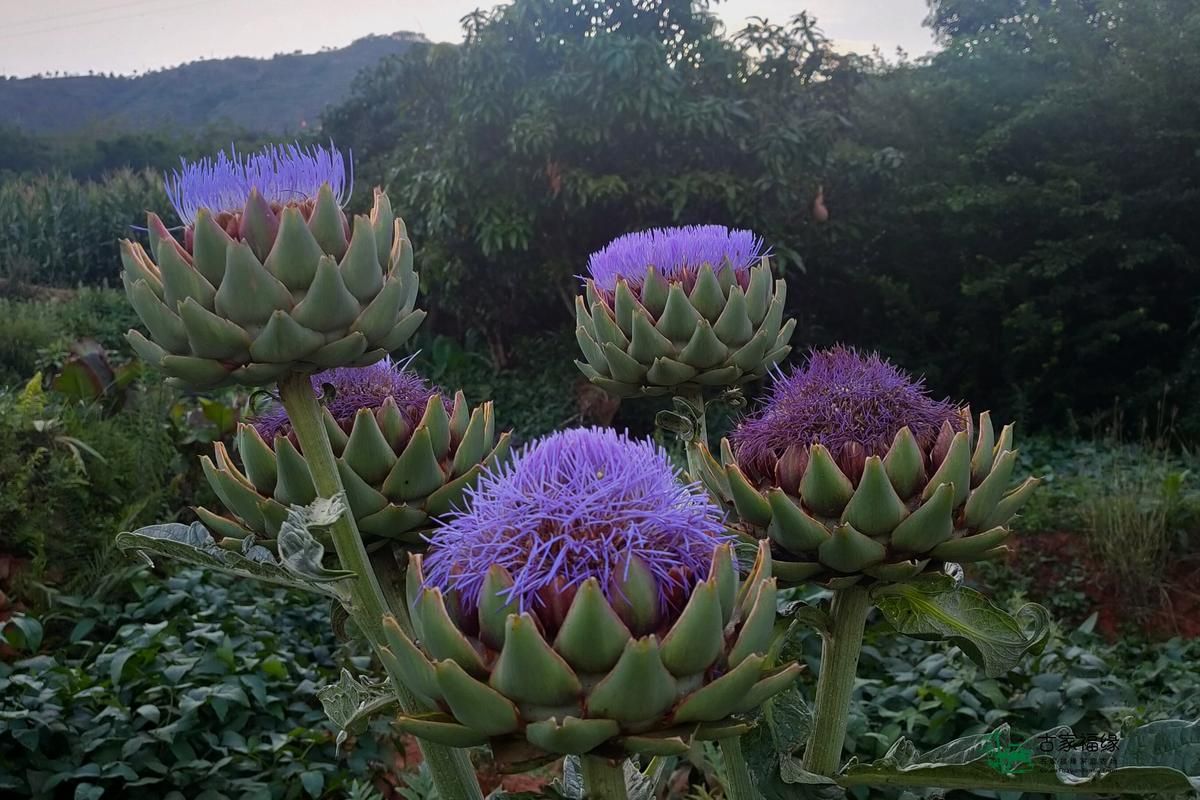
(121, 187, 424, 389)
(697, 412, 1040, 586)
(575, 260, 794, 397)
(387, 541, 801, 765)
(197, 391, 510, 547)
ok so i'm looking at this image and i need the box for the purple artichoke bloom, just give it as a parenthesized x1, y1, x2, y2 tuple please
(423, 427, 729, 631)
(731, 346, 965, 486)
(586, 225, 765, 295)
(253, 357, 448, 442)
(165, 142, 351, 225)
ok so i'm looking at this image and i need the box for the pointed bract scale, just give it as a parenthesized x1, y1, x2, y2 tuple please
(178, 298, 251, 360)
(321, 408, 350, 454)
(678, 320, 727, 369)
(645, 357, 697, 386)
(725, 464, 772, 527)
(382, 616, 441, 703)
(836, 441, 868, 486)
(575, 327, 608, 375)
(729, 326, 772, 373)
(930, 420, 957, 470)
(291, 256, 361, 333)
(147, 212, 190, 266)
(343, 408, 397, 485)
(451, 405, 491, 477)
(435, 660, 521, 736)
(370, 188, 395, 268)
(239, 188, 280, 262)
(890, 482, 955, 553)
(378, 309, 426, 350)
(339, 217, 384, 302)
(348, 275, 405, 343)
(767, 488, 830, 554)
(884, 427, 927, 499)
(417, 394, 452, 459)
(817, 523, 886, 573)
(591, 305, 630, 350)
(930, 526, 1011, 561)
(744, 264, 772, 326)
(735, 540, 772, 614)
(476, 566, 519, 650)
(775, 444, 809, 496)
(709, 544, 738, 625)
(201, 455, 265, 530)
(553, 578, 632, 674)
(120, 240, 163, 297)
(414, 588, 487, 677)
(864, 559, 929, 582)
(673, 654, 764, 723)
(713, 285, 754, 348)
(575, 296, 598, 341)
(980, 477, 1040, 529)
(265, 207, 324, 290)
(449, 392, 470, 441)
(391, 231, 415, 277)
(161, 354, 231, 386)
(216, 243, 295, 327)
(923, 431, 971, 506)
(613, 279, 639, 337)
(972, 411, 996, 486)
(382, 428, 446, 502)
(628, 312, 675, 363)
(800, 444, 854, 517)
(660, 581, 723, 676)
(608, 555, 660, 635)
(842, 457, 909, 536)
(307, 183, 349, 258)
(734, 663, 804, 713)
(235, 424, 277, 493)
(489, 613, 582, 707)
(728, 578, 777, 667)
(640, 267, 670, 318)
(374, 397, 409, 450)
(127, 279, 188, 353)
(601, 342, 647, 384)
(525, 717, 620, 756)
(993, 423, 1014, 463)
(248, 310, 325, 364)
(392, 715, 488, 748)
(689, 263, 726, 322)
(656, 284, 701, 342)
(157, 238, 216, 312)
(586, 636, 677, 723)
(336, 459, 389, 519)
(191, 208, 232, 286)
(964, 449, 1018, 529)
(125, 330, 166, 369)
(269, 436, 315, 506)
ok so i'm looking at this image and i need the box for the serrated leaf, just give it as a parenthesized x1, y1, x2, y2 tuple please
(115, 522, 348, 602)
(317, 668, 396, 752)
(276, 495, 356, 584)
(871, 574, 1050, 677)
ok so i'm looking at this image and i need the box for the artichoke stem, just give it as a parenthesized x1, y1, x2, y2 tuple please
(801, 584, 872, 776)
(277, 373, 484, 800)
(580, 756, 629, 800)
(677, 388, 757, 800)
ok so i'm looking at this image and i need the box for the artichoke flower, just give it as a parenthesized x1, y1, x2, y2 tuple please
(383, 428, 800, 765)
(575, 226, 794, 398)
(121, 144, 424, 388)
(197, 359, 511, 547)
(695, 348, 1039, 586)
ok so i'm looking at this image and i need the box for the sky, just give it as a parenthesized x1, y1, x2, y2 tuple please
(0, 0, 936, 78)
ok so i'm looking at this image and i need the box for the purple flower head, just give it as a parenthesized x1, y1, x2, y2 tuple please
(586, 225, 765, 294)
(423, 427, 729, 625)
(731, 346, 965, 483)
(165, 142, 351, 225)
(252, 357, 446, 442)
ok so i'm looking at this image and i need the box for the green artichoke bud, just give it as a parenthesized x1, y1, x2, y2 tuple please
(386, 428, 801, 766)
(196, 360, 510, 547)
(122, 145, 424, 388)
(701, 348, 1039, 586)
(575, 226, 794, 397)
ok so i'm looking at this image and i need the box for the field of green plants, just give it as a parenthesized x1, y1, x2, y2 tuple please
(3, 1, 1200, 799)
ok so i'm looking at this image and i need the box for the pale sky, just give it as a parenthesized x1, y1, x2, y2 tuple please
(0, 0, 935, 78)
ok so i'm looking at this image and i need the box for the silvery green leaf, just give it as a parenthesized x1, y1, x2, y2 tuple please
(871, 573, 1050, 677)
(317, 668, 395, 754)
(556, 755, 585, 800)
(277, 495, 356, 584)
(839, 723, 1200, 794)
(116, 522, 348, 601)
(623, 760, 655, 800)
(742, 688, 825, 800)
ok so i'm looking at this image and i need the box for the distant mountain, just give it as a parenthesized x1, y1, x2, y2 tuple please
(0, 33, 427, 135)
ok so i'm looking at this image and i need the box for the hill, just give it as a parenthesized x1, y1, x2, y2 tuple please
(0, 33, 427, 135)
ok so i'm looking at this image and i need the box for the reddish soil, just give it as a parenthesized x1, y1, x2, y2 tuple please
(386, 735, 553, 797)
(1007, 531, 1200, 640)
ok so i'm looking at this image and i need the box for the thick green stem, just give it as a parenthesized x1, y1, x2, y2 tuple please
(801, 585, 872, 776)
(580, 756, 629, 800)
(678, 388, 759, 799)
(278, 373, 483, 800)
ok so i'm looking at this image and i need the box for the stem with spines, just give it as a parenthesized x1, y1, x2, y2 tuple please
(278, 373, 483, 800)
(678, 388, 760, 800)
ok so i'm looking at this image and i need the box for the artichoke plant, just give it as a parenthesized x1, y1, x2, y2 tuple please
(383, 428, 801, 764)
(695, 348, 1039, 585)
(121, 144, 423, 389)
(575, 226, 794, 397)
(198, 359, 511, 547)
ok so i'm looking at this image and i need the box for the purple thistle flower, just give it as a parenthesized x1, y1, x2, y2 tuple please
(423, 427, 729, 621)
(165, 142, 351, 225)
(586, 225, 765, 294)
(252, 357, 446, 442)
(731, 346, 964, 482)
